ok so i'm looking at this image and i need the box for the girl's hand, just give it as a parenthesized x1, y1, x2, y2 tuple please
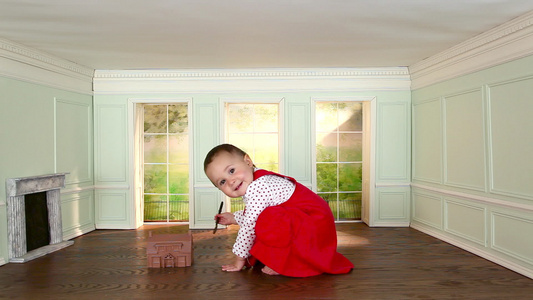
(222, 256, 246, 272)
(214, 212, 237, 225)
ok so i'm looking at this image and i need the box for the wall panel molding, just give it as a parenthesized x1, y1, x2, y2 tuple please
(378, 190, 409, 220)
(193, 102, 219, 185)
(491, 211, 533, 265)
(412, 98, 442, 184)
(54, 98, 93, 185)
(286, 101, 311, 183)
(61, 192, 95, 239)
(193, 188, 222, 229)
(444, 199, 486, 246)
(442, 89, 487, 192)
(487, 76, 533, 200)
(377, 101, 410, 181)
(95, 191, 129, 228)
(95, 104, 127, 182)
(412, 191, 443, 230)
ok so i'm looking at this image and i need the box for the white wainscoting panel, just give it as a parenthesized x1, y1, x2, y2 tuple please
(193, 188, 222, 229)
(443, 89, 486, 192)
(412, 98, 442, 184)
(444, 198, 486, 246)
(55, 98, 93, 185)
(412, 190, 442, 230)
(95, 191, 130, 229)
(377, 101, 410, 182)
(491, 211, 533, 265)
(286, 101, 311, 184)
(487, 76, 533, 200)
(95, 104, 127, 183)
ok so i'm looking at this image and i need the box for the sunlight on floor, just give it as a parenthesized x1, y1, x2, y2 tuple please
(336, 231, 370, 246)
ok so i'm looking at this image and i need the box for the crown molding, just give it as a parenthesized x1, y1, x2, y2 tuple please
(93, 67, 410, 94)
(0, 38, 94, 94)
(410, 10, 533, 90)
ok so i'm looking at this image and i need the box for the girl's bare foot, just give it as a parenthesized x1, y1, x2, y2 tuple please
(261, 266, 279, 275)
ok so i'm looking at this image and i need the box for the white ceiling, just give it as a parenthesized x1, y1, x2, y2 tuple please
(0, 1, 532, 70)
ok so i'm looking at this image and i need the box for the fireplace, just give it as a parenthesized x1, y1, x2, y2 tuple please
(5, 173, 74, 263)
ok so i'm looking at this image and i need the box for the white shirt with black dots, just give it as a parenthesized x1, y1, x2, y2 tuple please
(232, 174, 296, 258)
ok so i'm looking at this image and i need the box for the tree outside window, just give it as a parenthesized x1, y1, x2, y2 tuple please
(226, 103, 279, 212)
(143, 104, 189, 222)
(316, 102, 363, 220)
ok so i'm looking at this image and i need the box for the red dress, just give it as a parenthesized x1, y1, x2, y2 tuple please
(249, 169, 354, 277)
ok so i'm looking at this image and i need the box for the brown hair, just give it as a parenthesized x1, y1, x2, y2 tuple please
(203, 144, 248, 172)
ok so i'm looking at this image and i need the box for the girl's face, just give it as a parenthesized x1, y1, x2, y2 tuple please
(205, 151, 254, 198)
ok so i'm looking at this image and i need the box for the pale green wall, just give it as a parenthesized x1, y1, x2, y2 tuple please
(411, 54, 533, 277)
(94, 89, 411, 228)
(375, 97, 411, 225)
(0, 76, 94, 264)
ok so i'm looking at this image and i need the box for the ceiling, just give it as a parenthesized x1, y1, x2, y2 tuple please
(0, 1, 532, 70)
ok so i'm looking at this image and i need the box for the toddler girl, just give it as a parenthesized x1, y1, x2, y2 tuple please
(204, 144, 353, 277)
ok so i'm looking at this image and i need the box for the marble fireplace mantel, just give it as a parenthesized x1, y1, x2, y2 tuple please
(6, 173, 74, 263)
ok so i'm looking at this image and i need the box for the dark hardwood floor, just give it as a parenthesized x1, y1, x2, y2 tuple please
(0, 223, 531, 299)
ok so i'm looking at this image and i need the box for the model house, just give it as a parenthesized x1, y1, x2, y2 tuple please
(146, 232, 193, 268)
(0, 3, 531, 281)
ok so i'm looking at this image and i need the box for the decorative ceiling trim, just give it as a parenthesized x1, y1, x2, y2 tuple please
(93, 67, 411, 93)
(0, 38, 94, 77)
(94, 68, 409, 79)
(0, 37, 94, 94)
(410, 10, 533, 90)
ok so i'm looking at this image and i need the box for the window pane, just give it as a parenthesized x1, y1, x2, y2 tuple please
(317, 163, 337, 192)
(143, 103, 189, 223)
(316, 102, 338, 132)
(338, 102, 363, 131)
(226, 102, 279, 175)
(319, 193, 338, 218)
(169, 164, 189, 194)
(144, 195, 167, 221)
(339, 193, 362, 220)
(144, 105, 167, 133)
(169, 134, 188, 164)
(339, 163, 362, 191)
(169, 195, 189, 221)
(316, 133, 337, 162)
(256, 163, 278, 173)
(227, 104, 253, 133)
(315, 101, 365, 221)
(144, 164, 167, 193)
(144, 135, 167, 163)
(168, 104, 188, 133)
(227, 133, 254, 156)
(254, 134, 278, 164)
(254, 104, 278, 132)
(339, 133, 362, 162)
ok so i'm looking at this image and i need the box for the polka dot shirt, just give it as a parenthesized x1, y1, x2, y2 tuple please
(232, 173, 296, 258)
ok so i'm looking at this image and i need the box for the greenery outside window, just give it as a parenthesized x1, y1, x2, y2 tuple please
(225, 102, 280, 212)
(315, 102, 363, 221)
(143, 104, 189, 222)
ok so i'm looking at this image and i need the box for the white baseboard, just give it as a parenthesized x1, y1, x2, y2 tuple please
(370, 221, 410, 227)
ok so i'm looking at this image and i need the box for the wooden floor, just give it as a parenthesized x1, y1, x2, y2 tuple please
(0, 223, 531, 300)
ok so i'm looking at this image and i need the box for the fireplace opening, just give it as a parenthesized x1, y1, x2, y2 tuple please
(24, 192, 51, 252)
